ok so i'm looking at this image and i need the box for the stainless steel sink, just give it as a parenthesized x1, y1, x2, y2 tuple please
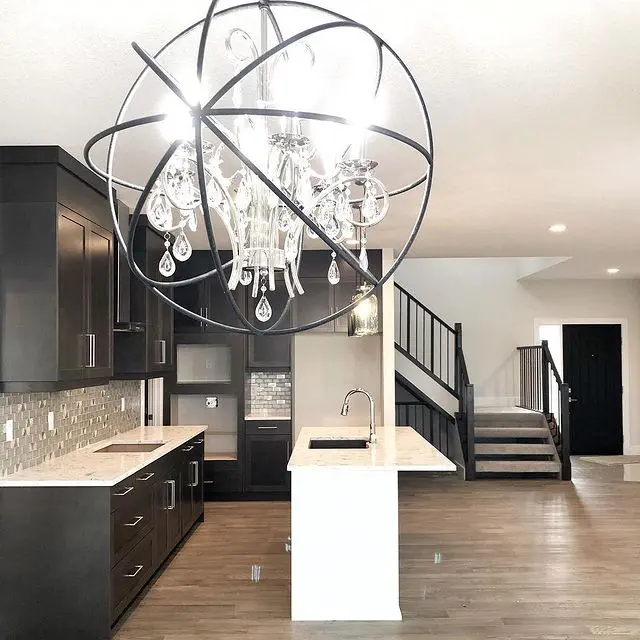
(94, 442, 164, 453)
(308, 438, 369, 450)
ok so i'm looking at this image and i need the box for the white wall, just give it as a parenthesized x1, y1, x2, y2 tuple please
(396, 258, 640, 450)
(293, 334, 383, 440)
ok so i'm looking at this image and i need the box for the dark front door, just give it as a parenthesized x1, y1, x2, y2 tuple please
(563, 324, 623, 455)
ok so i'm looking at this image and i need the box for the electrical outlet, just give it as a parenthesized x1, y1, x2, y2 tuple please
(5, 419, 14, 442)
(121, 397, 126, 412)
(48, 411, 55, 431)
(205, 359, 213, 370)
(205, 397, 219, 409)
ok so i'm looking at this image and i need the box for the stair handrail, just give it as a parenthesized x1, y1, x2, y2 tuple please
(516, 341, 571, 480)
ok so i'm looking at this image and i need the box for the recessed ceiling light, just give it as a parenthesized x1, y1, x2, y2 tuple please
(549, 224, 567, 233)
(607, 268, 620, 275)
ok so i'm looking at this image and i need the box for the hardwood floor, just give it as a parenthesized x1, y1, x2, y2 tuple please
(114, 460, 640, 639)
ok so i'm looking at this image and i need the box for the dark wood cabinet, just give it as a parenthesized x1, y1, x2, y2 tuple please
(247, 282, 292, 368)
(244, 420, 292, 494)
(0, 146, 114, 391)
(0, 431, 205, 640)
(174, 250, 244, 333)
(114, 219, 175, 378)
(180, 437, 205, 534)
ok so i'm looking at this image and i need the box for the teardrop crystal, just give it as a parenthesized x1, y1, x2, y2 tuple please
(342, 221, 355, 239)
(239, 270, 253, 286)
(328, 257, 340, 285)
(362, 188, 379, 221)
(147, 191, 172, 231)
(359, 246, 369, 271)
(159, 250, 176, 277)
(278, 209, 292, 232)
(186, 211, 198, 232)
(236, 178, 251, 212)
(172, 231, 192, 262)
(325, 216, 340, 240)
(255, 293, 273, 323)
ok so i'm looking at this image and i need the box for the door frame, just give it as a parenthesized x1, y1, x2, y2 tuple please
(534, 317, 630, 455)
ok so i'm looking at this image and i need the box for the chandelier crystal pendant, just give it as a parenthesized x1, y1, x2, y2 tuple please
(85, 0, 434, 335)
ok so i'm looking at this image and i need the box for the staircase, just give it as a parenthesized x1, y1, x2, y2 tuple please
(474, 409, 561, 476)
(394, 283, 571, 481)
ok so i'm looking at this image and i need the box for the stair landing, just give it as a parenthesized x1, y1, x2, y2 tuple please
(474, 408, 561, 478)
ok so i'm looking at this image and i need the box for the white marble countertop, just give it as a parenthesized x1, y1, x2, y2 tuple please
(245, 413, 291, 421)
(288, 426, 457, 472)
(0, 426, 207, 487)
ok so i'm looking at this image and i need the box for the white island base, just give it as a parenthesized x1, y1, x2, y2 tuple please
(288, 426, 457, 622)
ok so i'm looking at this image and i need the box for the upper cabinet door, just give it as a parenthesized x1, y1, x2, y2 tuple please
(87, 223, 113, 379)
(57, 208, 88, 380)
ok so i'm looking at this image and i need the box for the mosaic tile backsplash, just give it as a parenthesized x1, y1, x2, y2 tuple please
(246, 371, 292, 416)
(0, 380, 141, 477)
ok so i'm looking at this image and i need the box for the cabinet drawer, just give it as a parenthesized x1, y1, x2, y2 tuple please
(110, 463, 158, 513)
(112, 488, 154, 562)
(203, 460, 242, 496)
(245, 420, 291, 436)
(111, 531, 154, 620)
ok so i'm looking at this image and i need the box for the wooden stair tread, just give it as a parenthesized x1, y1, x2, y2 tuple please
(476, 460, 561, 473)
(475, 443, 557, 455)
(475, 427, 550, 438)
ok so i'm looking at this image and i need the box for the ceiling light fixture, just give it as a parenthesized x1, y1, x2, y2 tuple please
(549, 224, 567, 234)
(607, 268, 620, 275)
(85, 0, 433, 335)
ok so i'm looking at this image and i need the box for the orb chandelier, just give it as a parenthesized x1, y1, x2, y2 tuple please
(85, 0, 433, 335)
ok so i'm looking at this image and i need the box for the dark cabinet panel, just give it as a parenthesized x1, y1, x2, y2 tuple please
(87, 224, 113, 378)
(244, 434, 291, 493)
(57, 211, 88, 379)
(295, 278, 334, 333)
(0, 146, 113, 391)
(247, 283, 292, 368)
(114, 220, 174, 378)
(180, 438, 204, 534)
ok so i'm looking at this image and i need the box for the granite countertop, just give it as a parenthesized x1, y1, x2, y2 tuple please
(287, 426, 457, 472)
(245, 412, 291, 421)
(0, 426, 207, 488)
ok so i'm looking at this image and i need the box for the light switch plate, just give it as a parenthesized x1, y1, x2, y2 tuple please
(5, 419, 14, 442)
(205, 397, 219, 409)
(121, 397, 126, 412)
(48, 411, 55, 431)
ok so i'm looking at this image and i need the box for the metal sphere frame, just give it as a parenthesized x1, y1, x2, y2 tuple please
(84, 0, 434, 335)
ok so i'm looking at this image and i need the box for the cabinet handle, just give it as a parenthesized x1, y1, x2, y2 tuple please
(136, 472, 155, 482)
(113, 486, 134, 497)
(193, 439, 205, 445)
(203, 480, 214, 485)
(160, 340, 167, 365)
(85, 334, 96, 368)
(258, 426, 278, 430)
(190, 461, 199, 487)
(124, 565, 144, 578)
(182, 446, 194, 452)
(124, 515, 144, 527)
(166, 479, 176, 510)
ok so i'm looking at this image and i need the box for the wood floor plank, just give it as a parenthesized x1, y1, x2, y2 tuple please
(114, 460, 640, 639)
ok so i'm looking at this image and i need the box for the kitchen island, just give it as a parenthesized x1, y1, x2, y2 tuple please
(287, 425, 456, 621)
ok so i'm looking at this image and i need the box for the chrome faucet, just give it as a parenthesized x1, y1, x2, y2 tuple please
(340, 388, 376, 445)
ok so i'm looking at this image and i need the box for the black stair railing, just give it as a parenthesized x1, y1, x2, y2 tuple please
(395, 402, 452, 458)
(517, 341, 571, 480)
(395, 283, 457, 395)
(394, 283, 476, 479)
(455, 323, 475, 480)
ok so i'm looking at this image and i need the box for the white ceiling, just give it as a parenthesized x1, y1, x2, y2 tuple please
(1, 0, 639, 277)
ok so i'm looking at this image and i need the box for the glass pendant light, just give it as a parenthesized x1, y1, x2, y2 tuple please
(348, 284, 379, 337)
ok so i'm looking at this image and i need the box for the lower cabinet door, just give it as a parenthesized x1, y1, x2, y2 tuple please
(244, 434, 291, 492)
(111, 532, 154, 621)
(153, 476, 169, 565)
(180, 459, 194, 535)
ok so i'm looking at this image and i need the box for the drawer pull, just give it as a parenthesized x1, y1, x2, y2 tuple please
(113, 486, 134, 497)
(193, 439, 205, 445)
(124, 515, 144, 528)
(203, 480, 215, 485)
(124, 565, 144, 578)
(258, 426, 278, 430)
(136, 472, 155, 481)
(182, 446, 194, 452)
